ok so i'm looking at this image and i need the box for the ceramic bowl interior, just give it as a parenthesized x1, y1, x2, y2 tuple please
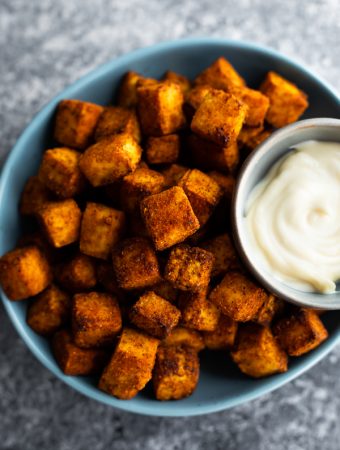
(1, 38, 340, 417)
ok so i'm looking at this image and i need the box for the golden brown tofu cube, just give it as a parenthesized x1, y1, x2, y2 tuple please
(137, 81, 185, 136)
(273, 309, 328, 356)
(112, 237, 161, 290)
(231, 324, 288, 378)
(203, 315, 238, 350)
(117, 71, 157, 108)
(161, 164, 188, 188)
(153, 345, 199, 400)
(194, 57, 245, 90)
(207, 172, 235, 202)
(179, 291, 220, 332)
(120, 167, 165, 214)
(239, 127, 272, 152)
(56, 253, 97, 293)
(146, 134, 180, 165)
(17, 232, 60, 265)
(79, 133, 142, 187)
(20, 176, 51, 216)
(37, 199, 81, 247)
(255, 294, 285, 326)
(209, 271, 267, 321)
(163, 70, 191, 95)
(191, 91, 247, 146)
(80, 202, 126, 260)
(150, 279, 178, 304)
(38, 147, 85, 198)
(165, 244, 214, 292)
(27, 285, 71, 336)
(54, 99, 103, 149)
(201, 234, 239, 277)
(230, 86, 269, 127)
(0, 246, 52, 301)
(140, 186, 200, 251)
(178, 169, 223, 226)
(72, 292, 122, 348)
(162, 327, 205, 352)
(260, 71, 308, 128)
(94, 106, 141, 143)
(184, 85, 215, 119)
(99, 327, 159, 399)
(130, 291, 181, 339)
(53, 329, 108, 376)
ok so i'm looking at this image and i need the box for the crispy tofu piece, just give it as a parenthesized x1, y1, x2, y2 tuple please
(120, 167, 165, 214)
(146, 134, 180, 165)
(37, 199, 82, 247)
(20, 176, 51, 216)
(255, 294, 285, 326)
(150, 279, 178, 304)
(153, 345, 199, 400)
(191, 91, 247, 146)
(178, 169, 223, 226)
(72, 292, 122, 348)
(112, 237, 161, 290)
(17, 232, 60, 265)
(38, 147, 85, 198)
(184, 85, 214, 120)
(165, 244, 214, 292)
(273, 309, 328, 356)
(94, 106, 141, 143)
(201, 234, 239, 277)
(179, 291, 220, 331)
(194, 57, 246, 90)
(79, 133, 142, 187)
(239, 127, 272, 152)
(162, 327, 205, 352)
(209, 271, 267, 321)
(56, 253, 97, 293)
(27, 285, 71, 336)
(231, 324, 288, 378)
(260, 71, 308, 128)
(0, 246, 52, 301)
(163, 70, 191, 95)
(230, 86, 269, 127)
(99, 327, 159, 399)
(53, 329, 108, 376)
(117, 71, 157, 107)
(203, 314, 238, 350)
(207, 171, 235, 202)
(80, 202, 125, 260)
(96, 261, 124, 298)
(140, 186, 200, 251)
(161, 164, 188, 188)
(137, 81, 186, 136)
(54, 99, 103, 149)
(130, 291, 181, 339)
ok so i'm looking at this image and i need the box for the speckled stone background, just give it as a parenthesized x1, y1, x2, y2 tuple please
(1, 0, 340, 449)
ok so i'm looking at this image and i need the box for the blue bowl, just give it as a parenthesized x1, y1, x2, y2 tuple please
(1, 38, 340, 417)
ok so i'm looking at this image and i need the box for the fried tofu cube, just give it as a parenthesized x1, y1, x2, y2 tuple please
(112, 237, 161, 290)
(20, 176, 51, 216)
(163, 70, 191, 95)
(230, 86, 269, 127)
(201, 234, 239, 277)
(194, 57, 246, 90)
(37, 199, 81, 247)
(207, 172, 235, 202)
(0, 246, 52, 301)
(140, 186, 200, 251)
(162, 327, 205, 352)
(209, 271, 267, 321)
(137, 81, 185, 136)
(130, 291, 181, 339)
(191, 91, 247, 146)
(99, 327, 159, 399)
(53, 329, 108, 376)
(179, 291, 220, 331)
(27, 285, 71, 336)
(165, 244, 214, 292)
(231, 324, 288, 378)
(260, 71, 308, 128)
(273, 309, 328, 356)
(203, 315, 238, 350)
(153, 345, 199, 400)
(146, 134, 180, 165)
(178, 169, 223, 226)
(150, 279, 178, 304)
(79, 133, 142, 187)
(72, 292, 122, 348)
(255, 294, 285, 326)
(56, 253, 97, 293)
(38, 147, 85, 198)
(80, 202, 126, 260)
(117, 71, 157, 108)
(184, 85, 214, 119)
(120, 167, 165, 213)
(161, 164, 188, 188)
(54, 99, 103, 149)
(94, 106, 141, 143)
(240, 127, 272, 152)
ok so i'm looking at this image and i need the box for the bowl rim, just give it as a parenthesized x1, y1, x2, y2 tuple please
(1, 37, 340, 417)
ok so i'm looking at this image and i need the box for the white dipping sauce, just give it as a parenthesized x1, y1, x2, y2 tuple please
(245, 140, 340, 293)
